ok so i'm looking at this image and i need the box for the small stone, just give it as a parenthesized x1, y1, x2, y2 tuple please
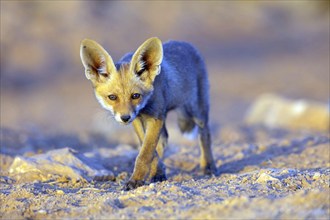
(257, 145, 267, 153)
(256, 173, 281, 184)
(38, 209, 47, 214)
(241, 176, 249, 183)
(56, 190, 64, 195)
(233, 152, 244, 160)
(301, 178, 311, 188)
(312, 172, 321, 180)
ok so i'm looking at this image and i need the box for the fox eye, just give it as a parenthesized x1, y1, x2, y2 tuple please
(136, 69, 145, 76)
(108, 94, 117, 100)
(131, 93, 141, 99)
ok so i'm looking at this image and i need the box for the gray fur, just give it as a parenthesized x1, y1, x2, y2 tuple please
(118, 41, 210, 126)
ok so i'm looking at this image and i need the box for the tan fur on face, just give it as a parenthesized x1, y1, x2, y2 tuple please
(80, 38, 162, 122)
(94, 63, 153, 121)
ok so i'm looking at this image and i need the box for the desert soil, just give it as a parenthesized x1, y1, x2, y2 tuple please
(1, 125, 329, 219)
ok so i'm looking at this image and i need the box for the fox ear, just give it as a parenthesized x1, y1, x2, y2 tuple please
(130, 37, 163, 82)
(80, 39, 116, 84)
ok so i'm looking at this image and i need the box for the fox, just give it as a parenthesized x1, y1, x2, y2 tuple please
(80, 37, 216, 190)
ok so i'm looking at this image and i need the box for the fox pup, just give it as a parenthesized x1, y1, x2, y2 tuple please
(80, 37, 216, 190)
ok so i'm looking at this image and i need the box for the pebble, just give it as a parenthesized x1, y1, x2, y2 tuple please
(56, 190, 64, 195)
(256, 173, 281, 184)
(38, 209, 47, 214)
(241, 176, 249, 183)
(312, 172, 321, 180)
(157, 191, 164, 196)
(301, 178, 311, 188)
(258, 145, 267, 153)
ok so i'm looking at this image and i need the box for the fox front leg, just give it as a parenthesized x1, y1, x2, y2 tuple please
(124, 118, 163, 190)
(132, 117, 145, 145)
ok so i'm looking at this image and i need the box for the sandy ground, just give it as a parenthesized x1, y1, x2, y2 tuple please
(1, 125, 329, 219)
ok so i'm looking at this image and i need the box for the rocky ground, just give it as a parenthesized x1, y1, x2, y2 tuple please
(1, 125, 329, 219)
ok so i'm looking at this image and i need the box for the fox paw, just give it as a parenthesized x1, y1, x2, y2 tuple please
(203, 163, 217, 176)
(123, 179, 145, 191)
(151, 174, 167, 183)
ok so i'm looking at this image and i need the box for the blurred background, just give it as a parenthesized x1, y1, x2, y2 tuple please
(1, 1, 329, 144)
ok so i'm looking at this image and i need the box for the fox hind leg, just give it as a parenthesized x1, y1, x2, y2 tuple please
(178, 107, 217, 175)
(196, 121, 217, 175)
(195, 66, 217, 175)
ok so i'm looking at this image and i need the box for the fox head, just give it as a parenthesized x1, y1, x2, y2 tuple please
(80, 37, 163, 124)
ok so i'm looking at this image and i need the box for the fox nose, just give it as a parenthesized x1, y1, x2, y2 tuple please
(120, 115, 131, 123)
